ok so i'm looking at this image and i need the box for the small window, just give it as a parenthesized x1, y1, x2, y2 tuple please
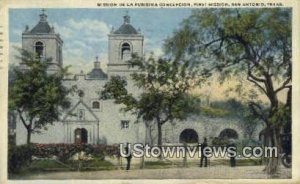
(121, 120, 129, 129)
(35, 41, 44, 59)
(78, 90, 84, 97)
(92, 101, 100, 109)
(121, 42, 131, 61)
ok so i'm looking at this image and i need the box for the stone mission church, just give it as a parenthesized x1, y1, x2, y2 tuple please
(15, 11, 264, 145)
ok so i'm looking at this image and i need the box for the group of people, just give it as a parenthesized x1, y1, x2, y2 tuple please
(123, 137, 237, 170)
(199, 137, 236, 167)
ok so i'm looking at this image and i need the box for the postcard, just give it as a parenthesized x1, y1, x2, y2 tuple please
(0, 0, 299, 183)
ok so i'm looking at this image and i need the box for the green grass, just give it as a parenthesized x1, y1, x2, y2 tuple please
(66, 158, 115, 171)
(13, 158, 115, 175)
(210, 158, 262, 166)
(144, 161, 174, 169)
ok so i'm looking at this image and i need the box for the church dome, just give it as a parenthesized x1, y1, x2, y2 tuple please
(88, 57, 108, 79)
(114, 14, 139, 35)
(88, 68, 107, 79)
(30, 22, 52, 34)
(29, 10, 54, 34)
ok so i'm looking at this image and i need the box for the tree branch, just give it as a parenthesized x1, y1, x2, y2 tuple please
(247, 66, 265, 83)
(248, 102, 268, 124)
(275, 76, 291, 93)
(17, 109, 29, 129)
(246, 75, 267, 95)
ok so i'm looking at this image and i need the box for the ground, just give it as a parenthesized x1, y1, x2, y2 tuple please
(10, 156, 291, 180)
(11, 165, 291, 180)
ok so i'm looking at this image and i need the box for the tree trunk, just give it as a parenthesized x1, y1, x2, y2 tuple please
(157, 118, 163, 159)
(264, 127, 281, 174)
(26, 125, 32, 144)
(157, 122, 162, 148)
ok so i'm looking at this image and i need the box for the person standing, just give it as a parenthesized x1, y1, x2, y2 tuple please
(227, 139, 236, 167)
(200, 137, 208, 167)
(125, 143, 132, 170)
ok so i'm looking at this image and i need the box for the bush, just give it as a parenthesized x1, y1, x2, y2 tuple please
(32, 144, 120, 162)
(8, 144, 33, 173)
(8, 144, 120, 173)
(201, 106, 230, 117)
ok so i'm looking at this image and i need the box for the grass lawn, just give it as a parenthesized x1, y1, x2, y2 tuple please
(143, 158, 262, 169)
(144, 161, 174, 169)
(11, 158, 115, 177)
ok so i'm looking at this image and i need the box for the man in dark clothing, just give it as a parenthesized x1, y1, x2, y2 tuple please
(200, 137, 208, 167)
(227, 139, 236, 167)
(125, 144, 132, 170)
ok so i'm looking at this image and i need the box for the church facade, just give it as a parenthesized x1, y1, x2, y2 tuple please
(15, 11, 264, 146)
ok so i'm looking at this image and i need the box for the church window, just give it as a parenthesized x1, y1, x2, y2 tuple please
(92, 101, 100, 109)
(35, 41, 44, 59)
(121, 42, 131, 61)
(121, 120, 129, 129)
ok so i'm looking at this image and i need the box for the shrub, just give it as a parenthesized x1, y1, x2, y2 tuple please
(32, 144, 120, 162)
(8, 144, 120, 173)
(8, 144, 33, 173)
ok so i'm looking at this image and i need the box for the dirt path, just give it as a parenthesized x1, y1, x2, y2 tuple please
(11, 165, 291, 180)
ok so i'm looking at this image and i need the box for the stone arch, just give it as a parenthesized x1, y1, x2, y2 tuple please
(179, 129, 199, 143)
(219, 128, 238, 139)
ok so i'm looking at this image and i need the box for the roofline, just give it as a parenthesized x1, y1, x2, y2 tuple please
(22, 33, 63, 44)
(108, 33, 144, 37)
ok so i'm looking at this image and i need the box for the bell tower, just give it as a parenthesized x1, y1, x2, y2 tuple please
(107, 13, 144, 77)
(22, 9, 63, 73)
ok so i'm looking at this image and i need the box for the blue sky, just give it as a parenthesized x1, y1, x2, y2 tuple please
(9, 8, 193, 74)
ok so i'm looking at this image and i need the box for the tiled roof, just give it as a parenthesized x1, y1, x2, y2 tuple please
(30, 21, 52, 34)
(114, 24, 138, 35)
(88, 68, 108, 79)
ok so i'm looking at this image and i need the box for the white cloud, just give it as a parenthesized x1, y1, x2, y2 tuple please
(68, 19, 110, 33)
(51, 18, 111, 74)
(144, 37, 164, 58)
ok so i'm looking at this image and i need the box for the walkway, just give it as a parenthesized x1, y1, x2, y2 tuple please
(11, 165, 291, 180)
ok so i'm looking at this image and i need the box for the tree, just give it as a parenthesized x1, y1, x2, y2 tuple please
(165, 9, 291, 174)
(9, 49, 72, 144)
(101, 54, 203, 152)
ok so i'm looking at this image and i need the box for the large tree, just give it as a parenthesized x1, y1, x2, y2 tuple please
(9, 49, 72, 144)
(101, 55, 203, 150)
(164, 8, 291, 174)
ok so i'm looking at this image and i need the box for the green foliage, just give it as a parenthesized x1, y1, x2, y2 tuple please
(102, 10, 291, 173)
(8, 144, 33, 173)
(165, 9, 292, 139)
(102, 54, 203, 123)
(32, 143, 119, 162)
(102, 54, 203, 146)
(200, 106, 230, 117)
(8, 144, 119, 174)
(9, 48, 72, 143)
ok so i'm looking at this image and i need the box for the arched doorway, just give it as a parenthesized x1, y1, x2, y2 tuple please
(179, 129, 199, 143)
(219, 128, 238, 139)
(74, 128, 88, 144)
